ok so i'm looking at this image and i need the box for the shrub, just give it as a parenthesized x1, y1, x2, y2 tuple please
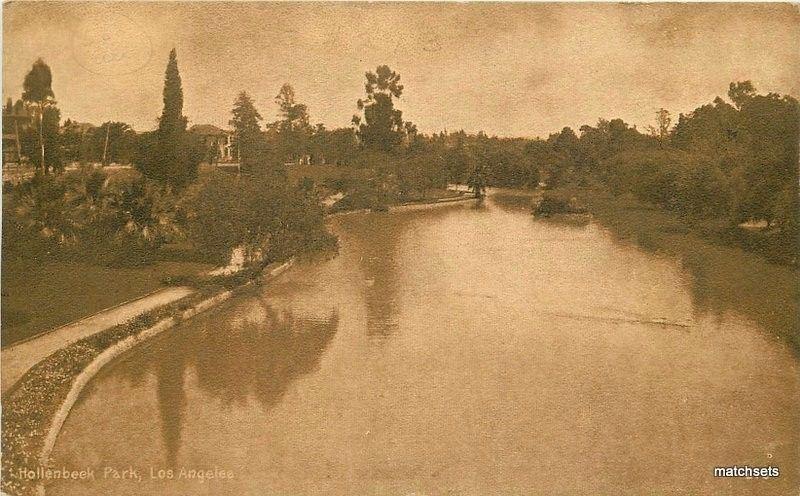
(3, 175, 78, 261)
(329, 178, 387, 213)
(183, 172, 337, 266)
(133, 130, 204, 189)
(182, 174, 247, 265)
(533, 192, 587, 217)
(84, 169, 107, 202)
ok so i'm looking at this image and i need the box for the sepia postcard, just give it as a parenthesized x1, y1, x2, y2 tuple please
(1, 2, 798, 495)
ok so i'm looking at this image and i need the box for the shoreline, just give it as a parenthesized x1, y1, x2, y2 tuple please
(326, 193, 478, 218)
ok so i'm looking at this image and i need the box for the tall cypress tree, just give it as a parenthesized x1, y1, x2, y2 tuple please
(135, 49, 199, 188)
(159, 49, 186, 135)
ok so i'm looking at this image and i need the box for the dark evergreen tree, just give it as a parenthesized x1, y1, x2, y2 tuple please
(135, 49, 200, 188)
(229, 91, 264, 172)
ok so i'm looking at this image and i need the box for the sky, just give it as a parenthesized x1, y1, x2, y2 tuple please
(3, 2, 799, 138)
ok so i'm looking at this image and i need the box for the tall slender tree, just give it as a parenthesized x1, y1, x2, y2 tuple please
(22, 59, 56, 173)
(135, 49, 200, 188)
(159, 49, 187, 135)
(158, 48, 191, 185)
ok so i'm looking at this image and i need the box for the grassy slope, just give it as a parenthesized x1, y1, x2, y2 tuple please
(1, 260, 211, 346)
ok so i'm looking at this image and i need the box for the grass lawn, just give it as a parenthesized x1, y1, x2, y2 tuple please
(1, 259, 212, 347)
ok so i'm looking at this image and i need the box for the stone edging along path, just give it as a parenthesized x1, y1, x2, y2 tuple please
(37, 289, 233, 467)
(0, 287, 195, 394)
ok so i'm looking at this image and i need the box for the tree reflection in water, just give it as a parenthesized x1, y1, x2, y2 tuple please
(679, 246, 798, 353)
(118, 295, 339, 466)
(155, 350, 187, 467)
(580, 202, 799, 354)
(336, 204, 475, 340)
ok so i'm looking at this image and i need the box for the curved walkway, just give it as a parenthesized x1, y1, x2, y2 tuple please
(1, 286, 193, 393)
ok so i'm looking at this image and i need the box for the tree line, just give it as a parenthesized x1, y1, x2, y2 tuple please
(2, 50, 336, 269)
(4, 50, 797, 265)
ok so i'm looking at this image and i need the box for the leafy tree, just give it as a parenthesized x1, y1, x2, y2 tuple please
(526, 139, 563, 187)
(728, 81, 757, 109)
(671, 97, 740, 162)
(574, 118, 653, 176)
(396, 152, 447, 200)
(22, 59, 56, 173)
(467, 164, 487, 198)
(61, 120, 95, 164)
(273, 83, 312, 162)
(549, 126, 579, 165)
(229, 91, 264, 172)
(603, 149, 683, 207)
(20, 105, 63, 174)
(93, 122, 137, 165)
(309, 126, 358, 166)
(647, 108, 672, 148)
(671, 81, 798, 228)
(184, 172, 335, 265)
(674, 160, 731, 219)
(483, 141, 536, 188)
(352, 65, 408, 152)
(444, 144, 470, 184)
(733, 89, 798, 227)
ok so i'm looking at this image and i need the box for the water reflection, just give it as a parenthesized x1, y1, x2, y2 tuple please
(118, 297, 339, 465)
(351, 213, 401, 339)
(493, 189, 799, 354)
(155, 352, 186, 467)
(686, 250, 798, 350)
(337, 205, 472, 340)
(596, 213, 798, 354)
(192, 302, 338, 410)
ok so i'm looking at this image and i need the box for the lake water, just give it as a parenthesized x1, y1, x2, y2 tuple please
(49, 193, 799, 495)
